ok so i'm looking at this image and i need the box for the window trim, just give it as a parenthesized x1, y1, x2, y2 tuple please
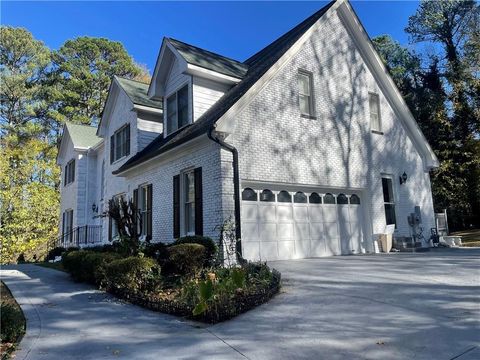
(137, 184, 151, 239)
(64, 159, 75, 186)
(111, 124, 130, 163)
(381, 175, 397, 228)
(369, 92, 382, 133)
(298, 69, 316, 118)
(110, 193, 126, 239)
(180, 168, 196, 236)
(165, 83, 191, 137)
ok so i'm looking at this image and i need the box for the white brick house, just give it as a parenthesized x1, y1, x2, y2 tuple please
(57, 0, 439, 261)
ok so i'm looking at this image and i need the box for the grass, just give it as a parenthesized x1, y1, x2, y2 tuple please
(451, 229, 480, 247)
(35, 261, 67, 272)
(1, 281, 26, 359)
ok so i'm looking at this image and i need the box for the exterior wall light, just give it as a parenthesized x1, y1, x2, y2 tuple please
(92, 203, 98, 213)
(399, 172, 408, 185)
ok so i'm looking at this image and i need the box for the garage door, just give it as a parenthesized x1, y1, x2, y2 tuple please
(241, 186, 365, 261)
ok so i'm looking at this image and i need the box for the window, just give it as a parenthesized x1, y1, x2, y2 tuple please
(110, 194, 125, 239)
(309, 192, 322, 204)
(369, 93, 381, 132)
(278, 190, 292, 203)
(350, 194, 360, 205)
(260, 189, 275, 202)
(110, 124, 130, 163)
(64, 159, 75, 185)
(183, 171, 196, 235)
(63, 209, 73, 242)
(382, 177, 396, 227)
(298, 70, 314, 117)
(242, 188, 257, 201)
(166, 85, 189, 135)
(337, 193, 348, 204)
(294, 191, 307, 203)
(324, 193, 336, 204)
(138, 185, 152, 239)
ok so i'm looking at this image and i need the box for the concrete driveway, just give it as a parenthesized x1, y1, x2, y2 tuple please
(1, 248, 479, 360)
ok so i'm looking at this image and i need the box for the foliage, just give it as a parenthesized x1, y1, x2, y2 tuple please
(46, 247, 66, 261)
(61, 250, 120, 284)
(143, 242, 170, 264)
(0, 303, 25, 343)
(174, 236, 218, 266)
(102, 257, 161, 294)
(167, 244, 206, 276)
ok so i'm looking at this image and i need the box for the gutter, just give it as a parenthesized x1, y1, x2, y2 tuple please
(207, 125, 243, 261)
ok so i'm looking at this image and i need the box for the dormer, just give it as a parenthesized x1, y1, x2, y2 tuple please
(148, 38, 249, 138)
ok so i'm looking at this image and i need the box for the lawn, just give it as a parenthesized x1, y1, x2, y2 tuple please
(451, 229, 480, 247)
(0, 281, 26, 359)
(35, 261, 67, 272)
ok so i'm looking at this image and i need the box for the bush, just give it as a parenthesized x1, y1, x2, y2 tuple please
(62, 251, 120, 284)
(103, 257, 161, 294)
(143, 242, 169, 264)
(174, 236, 217, 266)
(46, 247, 66, 261)
(0, 303, 25, 342)
(168, 244, 205, 276)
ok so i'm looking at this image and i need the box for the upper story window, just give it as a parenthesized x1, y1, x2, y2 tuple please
(64, 159, 75, 186)
(166, 85, 189, 135)
(298, 70, 315, 117)
(369, 93, 382, 132)
(110, 124, 130, 164)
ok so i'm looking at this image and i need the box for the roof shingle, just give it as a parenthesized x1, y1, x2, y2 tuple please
(115, 76, 163, 110)
(66, 122, 102, 149)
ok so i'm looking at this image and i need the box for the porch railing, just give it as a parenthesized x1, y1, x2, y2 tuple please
(50, 225, 103, 249)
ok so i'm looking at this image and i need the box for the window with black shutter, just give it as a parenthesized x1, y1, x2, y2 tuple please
(64, 159, 75, 185)
(110, 124, 131, 162)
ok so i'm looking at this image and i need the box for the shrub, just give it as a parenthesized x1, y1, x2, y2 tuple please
(168, 244, 205, 275)
(46, 247, 66, 261)
(62, 251, 120, 284)
(0, 303, 25, 342)
(143, 242, 169, 265)
(174, 236, 217, 266)
(103, 257, 161, 294)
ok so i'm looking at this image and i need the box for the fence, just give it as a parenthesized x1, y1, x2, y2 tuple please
(50, 225, 103, 249)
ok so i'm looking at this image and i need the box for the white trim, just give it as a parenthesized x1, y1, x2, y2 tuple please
(132, 104, 163, 115)
(185, 63, 242, 84)
(163, 81, 192, 137)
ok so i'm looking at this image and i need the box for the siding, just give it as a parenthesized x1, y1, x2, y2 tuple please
(192, 77, 231, 121)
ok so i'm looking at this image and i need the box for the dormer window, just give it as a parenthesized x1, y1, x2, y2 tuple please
(110, 124, 130, 164)
(166, 84, 189, 135)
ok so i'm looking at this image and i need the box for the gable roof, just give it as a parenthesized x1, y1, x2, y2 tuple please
(115, 76, 163, 110)
(114, 1, 336, 175)
(167, 38, 249, 79)
(65, 122, 102, 149)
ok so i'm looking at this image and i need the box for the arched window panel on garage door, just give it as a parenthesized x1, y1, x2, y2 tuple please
(294, 191, 307, 203)
(242, 188, 257, 201)
(337, 193, 348, 204)
(260, 189, 275, 202)
(309, 192, 322, 204)
(324, 193, 336, 204)
(278, 190, 292, 203)
(350, 194, 360, 205)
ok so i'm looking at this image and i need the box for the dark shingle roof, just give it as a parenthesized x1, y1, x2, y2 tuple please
(114, 1, 334, 175)
(65, 122, 102, 149)
(168, 38, 249, 79)
(115, 76, 163, 110)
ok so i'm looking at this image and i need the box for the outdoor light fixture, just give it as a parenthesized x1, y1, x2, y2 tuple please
(92, 203, 98, 213)
(399, 172, 408, 185)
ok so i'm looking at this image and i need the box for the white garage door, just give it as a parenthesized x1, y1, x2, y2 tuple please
(241, 186, 365, 261)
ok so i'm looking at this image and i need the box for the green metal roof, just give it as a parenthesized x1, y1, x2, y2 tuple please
(115, 76, 163, 110)
(65, 122, 102, 149)
(168, 38, 249, 79)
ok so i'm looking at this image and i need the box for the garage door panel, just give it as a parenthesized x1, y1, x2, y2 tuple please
(309, 222, 324, 240)
(242, 204, 258, 221)
(277, 205, 293, 221)
(294, 206, 308, 221)
(309, 206, 323, 221)
(296, 240, 311, 258)
(278, 241, 295, 260)
(260, 241, 278, 261)
(258, 223, 277, 241)
(259, 205, 276, 221)
(277, 223, 294, 240)
(295, 223, 309, 240)
(242, 242, 260, 262)
(323, 206, 337, 222)
(324, 222, 339, 238)
(242, 223, 258, 241)
(338, 206, 350, 221)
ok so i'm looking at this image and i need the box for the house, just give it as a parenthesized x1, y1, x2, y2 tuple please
(56, 0, 439, 261)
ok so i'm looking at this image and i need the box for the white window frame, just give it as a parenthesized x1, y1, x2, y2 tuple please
(138, 184, 150, 238)
(180, 169, 195, 236)
(298, 69, 315, 118)
(64, 209, 74, 242)
(369, 92, 382, 133)
(112, 125, 129, 163)
(64, 159, 75, 186)
(165, 83, 190, 136)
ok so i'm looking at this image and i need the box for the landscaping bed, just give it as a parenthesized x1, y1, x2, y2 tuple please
(1, 281, 26, 359)
(49, 236, 280, 323)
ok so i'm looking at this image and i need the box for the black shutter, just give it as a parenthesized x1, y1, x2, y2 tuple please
(62, 212, 65, 236)
(108, 216, 112, 241)
(64, 165, 67, 185)
(133, 188, 139, 234)
(173, 175, 180, 239)
(125, 124, 130, 156)
(71, 160, 75, 182)
(110, 135, 115, 164)
(146, 184, 152, 241)
(194, 167, 203, 236)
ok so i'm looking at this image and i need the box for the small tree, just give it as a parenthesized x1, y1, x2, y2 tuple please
(107, 197, 142, 256)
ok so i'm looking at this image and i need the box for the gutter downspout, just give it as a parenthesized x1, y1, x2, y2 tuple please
(207, 124, 242, 261)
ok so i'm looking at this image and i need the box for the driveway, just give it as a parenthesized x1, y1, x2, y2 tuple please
(1, 248, 479, 360)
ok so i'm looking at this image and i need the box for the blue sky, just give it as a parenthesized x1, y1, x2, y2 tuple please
(2, 1, 419, 73)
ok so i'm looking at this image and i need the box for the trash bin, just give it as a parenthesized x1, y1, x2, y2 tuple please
(378, 233, 393, 253)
